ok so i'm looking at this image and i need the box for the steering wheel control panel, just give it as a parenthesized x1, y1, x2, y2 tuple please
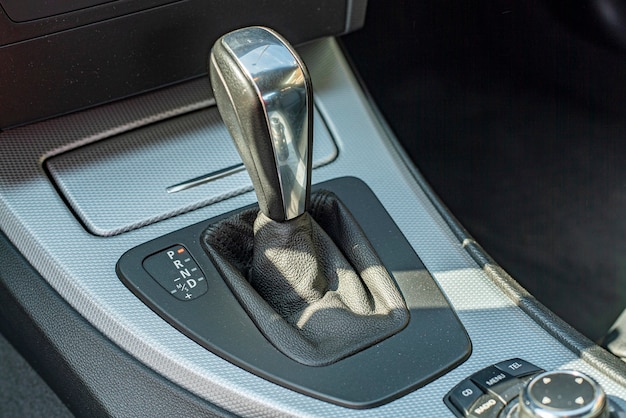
(445, 358, 625, 418)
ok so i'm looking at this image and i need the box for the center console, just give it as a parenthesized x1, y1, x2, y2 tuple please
(2, 8, 626, 416)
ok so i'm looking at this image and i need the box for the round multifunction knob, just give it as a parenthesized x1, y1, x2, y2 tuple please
(517, 370, 609, 418)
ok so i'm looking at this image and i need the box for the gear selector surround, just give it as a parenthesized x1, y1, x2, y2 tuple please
(117, 177, 471, 407)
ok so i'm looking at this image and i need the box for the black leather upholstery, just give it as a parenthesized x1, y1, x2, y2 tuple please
(202, 191, 409, 366)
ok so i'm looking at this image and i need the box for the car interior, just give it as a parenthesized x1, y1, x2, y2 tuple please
(2, 0, 626, 416)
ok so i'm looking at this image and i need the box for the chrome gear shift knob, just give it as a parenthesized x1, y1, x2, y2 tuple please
(209, 26, 313, 222)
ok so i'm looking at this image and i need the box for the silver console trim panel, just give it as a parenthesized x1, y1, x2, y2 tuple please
(0, 38, 625, 416)
(45, 105, 335, 236)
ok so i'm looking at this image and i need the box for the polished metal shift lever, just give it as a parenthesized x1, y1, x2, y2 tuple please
(209, 26, 313, 222)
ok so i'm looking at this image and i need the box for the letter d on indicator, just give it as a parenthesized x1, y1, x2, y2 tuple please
(186, 279, 197, 288)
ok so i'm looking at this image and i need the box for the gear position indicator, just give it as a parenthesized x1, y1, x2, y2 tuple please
(143, 245, 207, 301)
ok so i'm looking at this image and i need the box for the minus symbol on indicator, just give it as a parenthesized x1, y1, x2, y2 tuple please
(184, 258, 191, 263)
(177, 248, 185, 254)
(170, 289, 177, 294)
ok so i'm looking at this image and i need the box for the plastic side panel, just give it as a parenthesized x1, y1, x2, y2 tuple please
(0, 231, 232, 417)
(0, 0, 115, 22)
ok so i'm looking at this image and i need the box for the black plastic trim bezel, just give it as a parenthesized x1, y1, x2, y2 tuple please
(117, 176, 472, 408)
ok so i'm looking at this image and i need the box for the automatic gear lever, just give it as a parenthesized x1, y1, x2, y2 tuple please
(209, 26, 313, 222)
(205, 27, 409, 366)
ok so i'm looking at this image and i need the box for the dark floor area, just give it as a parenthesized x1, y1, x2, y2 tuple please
(342, 0, 626, 342)
(0, 332, 73, 417)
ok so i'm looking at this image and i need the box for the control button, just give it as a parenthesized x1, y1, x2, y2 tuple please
(143, 245, 207, 301)
(471, 366, 522, 403)
(468, 393, 505, 418)
(449, 380, 484, 415)
(495, 358, 543, 378)
(519, 370, 607, 418)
